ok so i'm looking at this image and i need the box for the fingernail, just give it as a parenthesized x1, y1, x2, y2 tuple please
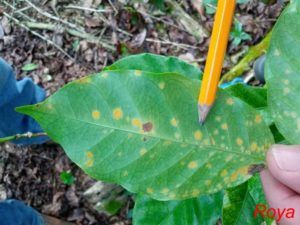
(271, 145, 300, 171)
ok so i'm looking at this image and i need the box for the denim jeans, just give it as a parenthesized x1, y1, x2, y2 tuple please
(0, 199, 44, 225)
(0, 58, 47, 144)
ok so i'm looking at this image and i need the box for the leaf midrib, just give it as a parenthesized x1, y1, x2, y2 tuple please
(32, 108, 261, 158)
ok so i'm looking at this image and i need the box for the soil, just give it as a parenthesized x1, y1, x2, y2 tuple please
(0, 0, 285, 224)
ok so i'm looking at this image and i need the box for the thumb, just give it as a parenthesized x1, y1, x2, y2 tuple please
(261, 145, 300, 225)
(267, 145, 300, 193)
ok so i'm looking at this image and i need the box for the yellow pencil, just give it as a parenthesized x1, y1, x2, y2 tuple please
(198, 0, 236, 124)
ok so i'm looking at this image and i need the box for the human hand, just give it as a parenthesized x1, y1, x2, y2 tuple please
(261, 145, 300, 225)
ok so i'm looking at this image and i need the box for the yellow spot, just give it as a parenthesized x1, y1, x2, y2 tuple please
(132, 118, 142, 128)
(139, 148, 147, 156)
(46, 104, 53, 110)
(194, 130, 203, 141)
(236, 138, 243, 146)
(285, 69, 291, 75)
(159, 82, 165, 90)
(283, 87, 290, 95)
(283, 79, 289, 85)
(123, 170, 129, 176)
(225, 155, 233, 162)
(77, 77, 91, 83)
(226, 98, 234, 105)
(188, 161, 198, 169)
(146, 187, 154, 194)
(205, 180, 212, 186)
(163, 141, 172, 146)
(170, 118, 178, 127)
(213, 129, 219, 135)
(215, 116, 221, 122)
(206, 163, 212, 169)
(85, 151, 94, 167)
(221, 169, 228, 177)
(113, 107, 123, 120)
(128, 133, 133, 138)
(134, 70, 142, 76)
(255, 115, 262, 123)
(203, 139, 210, 145)
(92, 110, 100, 120)
(274, 49, 280, 56)
(221, 123, 228, 130)
(192, 189, 200, 196)
(101, 72, 109, 78)
(251, 142, 258, 151)
(291, 112, 297, 118)
(175, 132, 181, 139)
(86, 151, 93, 158)
(230, 166, 249, 182)
(161, 188, 169, 194)
(168, 192, 176, 198)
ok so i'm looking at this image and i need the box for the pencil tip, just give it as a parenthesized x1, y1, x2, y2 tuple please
(198, 104, 212, 125)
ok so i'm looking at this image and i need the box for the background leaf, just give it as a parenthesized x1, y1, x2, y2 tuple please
(223, 175, 272, 225)
(265, 1, 300, 144)
(133, 192, 223, 225)
(105, 53, 202, 80)
(21, 63, 39, 71)
(17, 54, 273, 200)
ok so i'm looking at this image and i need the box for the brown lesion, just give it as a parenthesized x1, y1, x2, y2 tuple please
(142, 122, 153, 132)
(248, 163, 265, 175)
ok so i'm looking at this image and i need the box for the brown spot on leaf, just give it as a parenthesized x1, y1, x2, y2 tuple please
(142, 122, 153, 132)
(248, 164, 265, 175)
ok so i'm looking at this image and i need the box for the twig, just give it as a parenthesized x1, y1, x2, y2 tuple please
(23, 0, 82, 31)
(165, 0, 209, 39)
(65, 5, 112, 13)
(25, 21, 115, 51)
(145, 38, 198, 50)
(220, 31, 272, 84)
(107, 0, 118, 15)
(3, 1, 36, 22)
(0, 132, 47, 143)
(25, 21, 197, 50)
(4, 12, 75, 60)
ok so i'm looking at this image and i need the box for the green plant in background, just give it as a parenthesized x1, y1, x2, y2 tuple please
(15, 2, 300, 224)
(60, 171, 75, 185)
(230, 21, 252, 46)
(203, 0, 250, 14)
(21, 63, 39, 72)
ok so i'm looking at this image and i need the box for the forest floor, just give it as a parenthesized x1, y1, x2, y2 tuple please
(0, 0, 285, 224)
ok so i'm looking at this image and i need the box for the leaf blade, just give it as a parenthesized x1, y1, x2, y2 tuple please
(17, 62, 273, 200)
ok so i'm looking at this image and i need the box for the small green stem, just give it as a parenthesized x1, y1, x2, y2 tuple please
(220, 31, 272, 84)
(0, 132, 47, 143)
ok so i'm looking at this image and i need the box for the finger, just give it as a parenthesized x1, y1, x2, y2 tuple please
(267, 145, 300, 193)
(260, 170, 300, 225)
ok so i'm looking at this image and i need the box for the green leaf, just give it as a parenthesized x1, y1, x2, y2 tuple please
(133, 192, 223, 225)
(224, 84, 267, 109)
(225, 84, 285, 142)
(203, 0, 217, 14)
(223, 175, 272, 225)
(17, 54, 273, 200)
(105, 53, 202, 80)
(265, 2, 300, 144)
(59, 171, 75, 185)
(21, 63, 39, 71)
